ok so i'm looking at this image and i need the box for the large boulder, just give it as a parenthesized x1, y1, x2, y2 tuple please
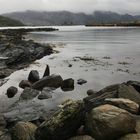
(28, 70, 40, 83)
(32, 74, 63, 90)
(43, 65, 50, 77)
(68, 135, 95, 140)
(61, 78, 74, 91)
(11, 122, 37, 140)
(6, 86, 18, 98)
(85, 104, 136, 140)
(118, 134, 140, 140)
(105, 98, 139, 114)
(20, 87, 40, 100)
(35, 100, 84, 140)
(19, 80, 32, 89)
(118, 84, 140, 105)
(127, 81, 140, 93)
(38, 87, 53, 100)
(84, 84, 119, 111)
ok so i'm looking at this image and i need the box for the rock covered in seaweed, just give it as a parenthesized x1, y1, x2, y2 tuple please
(35, 100, 84, 140)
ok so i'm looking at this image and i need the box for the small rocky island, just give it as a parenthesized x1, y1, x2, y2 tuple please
(0, 28, 140, 140)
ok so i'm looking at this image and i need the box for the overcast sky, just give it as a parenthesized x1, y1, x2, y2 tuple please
(0, 0, 140, 15)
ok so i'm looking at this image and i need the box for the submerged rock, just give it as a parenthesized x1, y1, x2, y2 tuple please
(11, 122, 37, 140)
(85, 104, 136, 140)
(32, 74, 63, 90)
(19, 80, 32, 89)
(20, 87, 40, 100)
(35, 100, 84, 140)
(38, 87, 53, 100)
(6, 86, 18, 98)
(105, 98, 139, 114)
(28, 70, 40, 83)
(61, 78, 74, 91)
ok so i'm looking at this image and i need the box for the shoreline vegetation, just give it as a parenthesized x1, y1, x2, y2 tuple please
(85, 21, 140, 27)
(0, 27, 140, 140)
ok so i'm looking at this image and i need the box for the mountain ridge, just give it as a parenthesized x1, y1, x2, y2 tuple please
(2, 10, 140, 26)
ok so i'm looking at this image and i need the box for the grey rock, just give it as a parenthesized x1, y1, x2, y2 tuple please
(0, 131, 11, 140)
(6, 86, 18, 98)
(61, 78, 74, 91)
(19, 80, 32, 89)
(32, 74, 63, 90)
(77, 79, 87, 85)
(85, 104, 136, 140)
(28, 70, 40, 83)
(38, 87, 53, 100)
(87, 90, 96, 96)
(118, 134, 140, 140)
(20, 87, 40, 100)
(0, 115, 7, 131)
(43, 65, 50, 77)
(127, 80, 140, 93)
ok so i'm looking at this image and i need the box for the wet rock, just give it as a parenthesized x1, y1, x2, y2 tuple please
(20, 87, 40, 100)
(84, 84, 119, 111)
(105, 98, 139, 114)
(61, 78, 74, 91)
(0, 115, 7, 131)
(68, 64, 72, 67)
(0, 131, 11, 140)
(118, 134, 140, 140)
(11, 122, 37, 140)
(38, 87, 53, 100)
(127, 81, 140, 93)
(35, 100, 84, 140)
(6, 86, 18, 98)
(85, 104, 136, 140)
(77, 79, 87, 85)
(28, 70, 40, 83)
(68, 135, 95, 140)
(19, 80, 32, 89)
(43, 65, 50, 77)
(87, 90, 96, 96)
(118, 84, 140, 105)
(32, 74, 63, 90)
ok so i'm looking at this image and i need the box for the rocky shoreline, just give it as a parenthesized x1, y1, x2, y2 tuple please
(0, 28, 57, 81)
(0, 63, 140, 140)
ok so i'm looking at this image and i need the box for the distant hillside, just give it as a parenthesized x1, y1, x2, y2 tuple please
(0, 15, 24, 27)
(3, 10, 140, 26)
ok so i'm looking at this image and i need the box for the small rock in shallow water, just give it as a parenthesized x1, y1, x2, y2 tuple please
(43, 64, 50, 77)
(6, 86, 18, 98)
(77, 79, 87, 85)
(19, 80, 32, 89)
(28, 70, 40, 83)
(61, 78, 74, 91)
(87, 90, 96, 96)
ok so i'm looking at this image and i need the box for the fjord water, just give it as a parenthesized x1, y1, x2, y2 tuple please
(0, 26, 140, 113)
(26, 26, 140, 97)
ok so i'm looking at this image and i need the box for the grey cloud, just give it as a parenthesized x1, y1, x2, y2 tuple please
(0, 0, 140, 15)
